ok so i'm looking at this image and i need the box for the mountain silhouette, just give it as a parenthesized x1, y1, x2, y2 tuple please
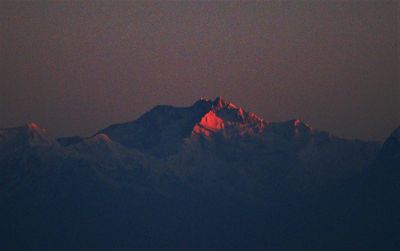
(0, 97, 398, 250)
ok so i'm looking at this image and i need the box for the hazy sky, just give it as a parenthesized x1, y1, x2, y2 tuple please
(1, 1, 398, 141)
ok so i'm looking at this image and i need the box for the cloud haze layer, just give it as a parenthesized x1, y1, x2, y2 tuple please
(0, 1, 398, 140)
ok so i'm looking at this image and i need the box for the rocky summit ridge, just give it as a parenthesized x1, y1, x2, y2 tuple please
(92, 96, 315, 156)
(0, 98, 398, 250)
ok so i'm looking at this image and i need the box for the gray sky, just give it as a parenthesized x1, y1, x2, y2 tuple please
(1, 1, 399, 141)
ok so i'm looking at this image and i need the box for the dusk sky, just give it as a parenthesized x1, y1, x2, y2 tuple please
(1, 1, 398, 141)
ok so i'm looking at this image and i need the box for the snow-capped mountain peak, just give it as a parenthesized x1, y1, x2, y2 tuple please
(191, 97, 266, 137)
(87, 97, 325, 156)
(0, 122, 51, 148)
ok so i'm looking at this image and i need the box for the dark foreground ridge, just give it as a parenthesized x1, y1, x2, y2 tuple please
(0, 98, 399, 250)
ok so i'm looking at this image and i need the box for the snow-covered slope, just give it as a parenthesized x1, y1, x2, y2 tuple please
(93, 97, 329, 158)
(0, 98, 397, 250)
(0, 98, 381, 184)
(95, 98, 213, 157)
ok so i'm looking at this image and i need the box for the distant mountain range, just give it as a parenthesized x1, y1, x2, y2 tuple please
(0, 97, 399, 250)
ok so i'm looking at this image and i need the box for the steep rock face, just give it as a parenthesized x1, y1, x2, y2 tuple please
(191, 97, 265, 137)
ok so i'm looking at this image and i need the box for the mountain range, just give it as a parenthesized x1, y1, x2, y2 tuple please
(0, 97, 399, 250)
